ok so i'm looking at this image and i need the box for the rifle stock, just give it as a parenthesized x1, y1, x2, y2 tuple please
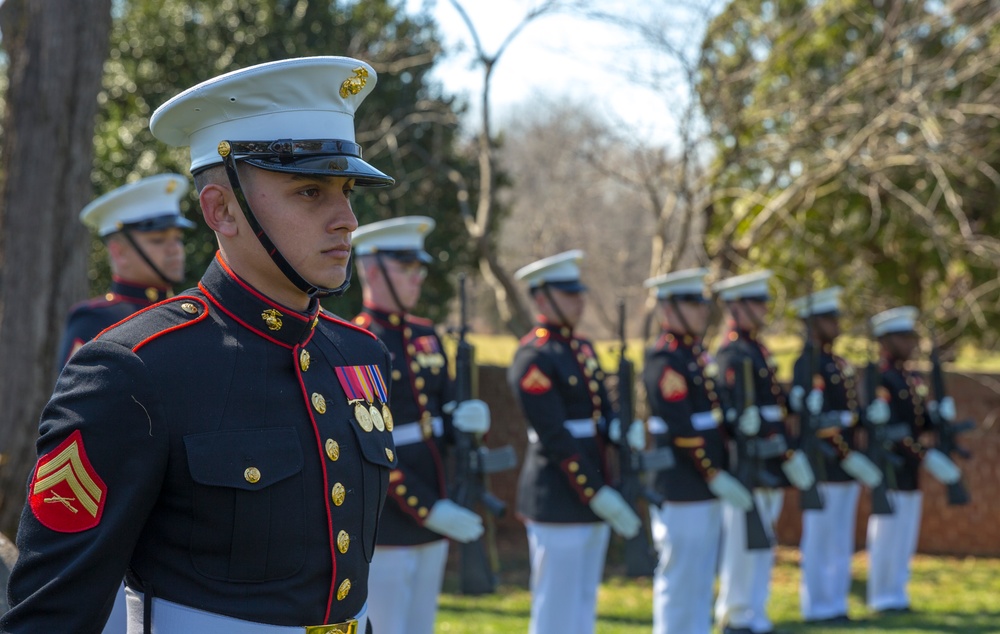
(929, 344, 972, 506)
(451, 274, 516, 594)
(864, 358, 896, 515)
(798, 308, 825, 511)
(736, 356, 773, 551)
(617, 300, 658, 577)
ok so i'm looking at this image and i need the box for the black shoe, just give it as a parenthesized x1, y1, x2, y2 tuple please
(722, 627, 754, 634)
(878, 605, 912, 615)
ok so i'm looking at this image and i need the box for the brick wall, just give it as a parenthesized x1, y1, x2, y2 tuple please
(474, 365, 1000, 560)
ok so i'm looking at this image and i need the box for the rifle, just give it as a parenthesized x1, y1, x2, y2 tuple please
(928, 339, 973, 506)
(733, 355, 774, 550)
(862, 326, 898, 515)
(451, 273, 517, 595)
(796, 294, 826, 511)
(615, 299, 672, 577)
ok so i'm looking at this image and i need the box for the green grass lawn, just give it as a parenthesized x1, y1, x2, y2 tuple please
(436, 547, 1000, 633)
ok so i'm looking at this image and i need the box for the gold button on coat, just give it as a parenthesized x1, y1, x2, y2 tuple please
(337, 530, 350, 553)
(180, 302, 198, 314)
(311, 393, 327, 414)
(325, 439, 340, 461)
(385, 448, 394, 461)
(337, 579, 351, 601)
(332, 483, 346, 506)
(299, 349, 311, 371)
(244, 467, 261, 484)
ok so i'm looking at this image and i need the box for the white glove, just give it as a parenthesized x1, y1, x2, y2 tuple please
(424, 499, 484, 543)
(738, 405, 761, 436)
(923, 448, 961, 485)
(788, 385, 804, 412)
(453, 399, 491, 434)
(805, 389, 823, 415)
(866, 399, 890, 425)
(708, 471, 753, 510)
(782, 450, 816, 490)
(588, 486, 641, 538)
(937, 396, 956, 422)
(626, 420, 646, 451)
(841, 451, 883, 488)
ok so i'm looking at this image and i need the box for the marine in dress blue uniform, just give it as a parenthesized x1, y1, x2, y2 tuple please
(350, 216, 490, 634)
(711, 270, 815, 634)
(56, 174, 195, 366)
(1, 57, 399, 634)
(642, 269, 753, 634)
(506, 250, 641, 634)
(788, 287, 882, 623)
(865, 307, 961, 614)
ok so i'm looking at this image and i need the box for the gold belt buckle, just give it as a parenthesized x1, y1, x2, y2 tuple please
(304, 619, 358, 634)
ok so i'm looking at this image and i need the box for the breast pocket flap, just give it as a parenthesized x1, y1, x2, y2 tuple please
(185, 427, 304, 491)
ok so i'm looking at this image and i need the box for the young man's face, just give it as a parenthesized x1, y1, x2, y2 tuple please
(362, 255, 426, 313)
(242, 168, 358, 297)
(812, 314, 841, 343)
(109, 227, 186, 286)
(536, 287, 586, 328)
(731, 298, 768, 330)
(662, 299, 709, 335)
(882, 331, 919, 360)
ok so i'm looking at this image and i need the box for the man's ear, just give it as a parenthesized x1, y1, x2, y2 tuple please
(200, 184, 238, 237)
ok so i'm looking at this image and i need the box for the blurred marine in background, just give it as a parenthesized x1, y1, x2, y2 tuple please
(507, 250, 641, 634)
(56, 174, 193, 366)
(352, 216, 490, 634)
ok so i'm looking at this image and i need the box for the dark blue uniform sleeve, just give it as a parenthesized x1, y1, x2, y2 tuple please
(2, 341, 170, 632)
(507, 345, 608, 500)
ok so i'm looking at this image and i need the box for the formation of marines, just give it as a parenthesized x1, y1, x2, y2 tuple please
(0, 53, 974, 634)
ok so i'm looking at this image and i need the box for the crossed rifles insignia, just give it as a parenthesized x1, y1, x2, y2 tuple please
(29, 430, 107, 533)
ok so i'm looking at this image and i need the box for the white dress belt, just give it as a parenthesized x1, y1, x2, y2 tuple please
(392, 416, 444, 446)
(647, 411, 719, 434)
(527, 418, 598, 444)
(760, 404, 785, 422)
(125, 587, 367, 633)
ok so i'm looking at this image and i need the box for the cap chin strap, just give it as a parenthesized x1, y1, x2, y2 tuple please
(222, 152, 350, 298)
(120, 230, 181, 287)
(540, 284, 572, 330)
(373, 253, 409, 315)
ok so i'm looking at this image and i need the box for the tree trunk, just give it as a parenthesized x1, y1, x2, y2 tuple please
(0, 0, 111, 537)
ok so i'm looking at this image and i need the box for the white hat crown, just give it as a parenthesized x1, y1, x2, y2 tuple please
(790, 286, 843, 318)
(353, 216, 435, 257)
(80, 174, 192, 237)
(871, 306, 919, 336)
(514, 250, 585, 289)
(644, 268, 709, 299)
(150, 56, 380, 174)
(712, 270, 773, 301)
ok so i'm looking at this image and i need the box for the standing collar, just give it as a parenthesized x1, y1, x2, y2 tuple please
(198, 253, 319, 348)
(361, 303, 406, 329)
(536, 317, 573, 340)
(111, 277, 172, 303)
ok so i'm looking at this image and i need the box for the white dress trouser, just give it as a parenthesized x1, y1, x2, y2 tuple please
(125, 589, 367, 633)
(800, 481, 861, 620)
(650, 499, 722, 634)
(715, 488, 784, 633)
(366, 540, 449, 634)
(525, 521, 611, 634)
(867, 490, 922, 611)
(102, 583, 128, 633)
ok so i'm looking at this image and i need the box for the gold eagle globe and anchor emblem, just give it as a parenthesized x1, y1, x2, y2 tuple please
(261, 308, 283, 331)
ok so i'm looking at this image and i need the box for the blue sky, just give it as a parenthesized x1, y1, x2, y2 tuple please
(405, 0, 709, 145)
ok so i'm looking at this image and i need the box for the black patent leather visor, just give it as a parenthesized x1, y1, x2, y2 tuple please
(221, 139, 394, 187)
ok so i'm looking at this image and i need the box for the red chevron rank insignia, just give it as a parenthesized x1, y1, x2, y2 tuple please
(29, 430, 107, 533)
(660, 367, 688, 402)
(520, 364, 553, 395)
